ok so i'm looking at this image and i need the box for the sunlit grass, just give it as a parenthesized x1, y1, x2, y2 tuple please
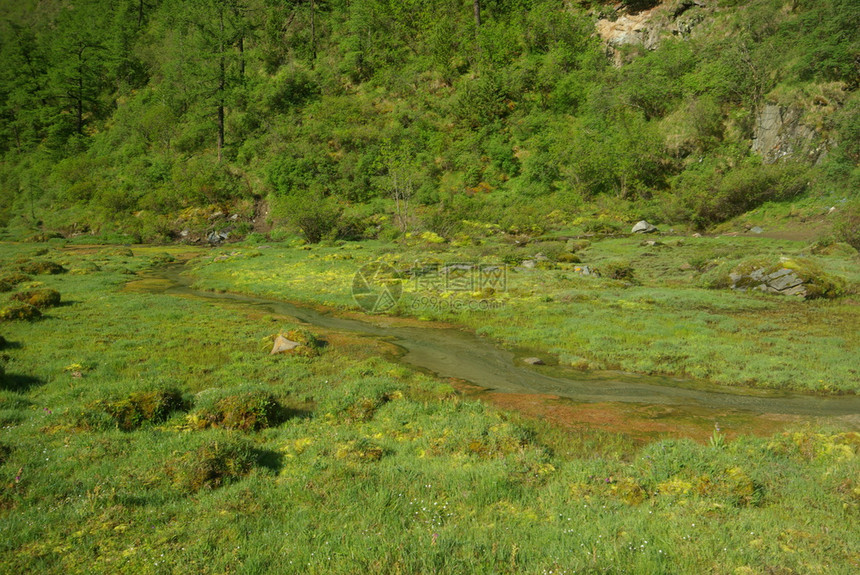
(188, 235, 860, 392)
(0, 242, 858, 574)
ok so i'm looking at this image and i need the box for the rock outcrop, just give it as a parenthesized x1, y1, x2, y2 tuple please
(729, 267, 807, 297)
(595, 1, 711, 60)
(752, 104, 832, 164)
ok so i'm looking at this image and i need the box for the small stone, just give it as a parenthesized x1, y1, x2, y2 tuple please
(523, 357, 545, 365)
(749, 226, 764, 234)
(692, 233, 702, 238)
(271, 335, 301, 354)
(521, 260, 536, 269)
(679, 263, 693, 271)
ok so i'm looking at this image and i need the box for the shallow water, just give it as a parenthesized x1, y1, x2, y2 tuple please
(128, 262, 860, 434)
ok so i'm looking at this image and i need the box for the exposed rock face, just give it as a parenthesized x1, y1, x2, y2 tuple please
(595, 1, 710, 58)
(752, 104, 832, 164)
(596, 10, 663, 51)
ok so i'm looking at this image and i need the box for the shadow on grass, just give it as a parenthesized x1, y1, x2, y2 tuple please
(280, 406, 313, 423)
(255, 448, 284, 472)
(1, 373, 43, 392)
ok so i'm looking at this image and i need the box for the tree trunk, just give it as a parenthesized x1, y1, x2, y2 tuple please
(473, 0, 481, 27)
(310, 0, 317, 66)
(238, 35, 245, 78)
(217, 8, 225, 162)
(76, 47, 84, 136)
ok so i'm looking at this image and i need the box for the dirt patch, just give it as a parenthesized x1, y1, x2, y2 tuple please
(455, 382, 804, 444)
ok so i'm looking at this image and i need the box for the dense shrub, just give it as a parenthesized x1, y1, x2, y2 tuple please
(0, 303, 42, 322)
(84, 390, 187, 431)
(191, 391, 284, 431)
(11, 288, 61, 309)
(0, 273, 32, 286)
(601, 260, 636, 281)
(18, 261, 67, 275)
(832, 198, 860, 250)
(170, 436, 258, 492)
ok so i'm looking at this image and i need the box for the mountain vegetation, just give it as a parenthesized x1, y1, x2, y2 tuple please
(0, 0, 857, 242)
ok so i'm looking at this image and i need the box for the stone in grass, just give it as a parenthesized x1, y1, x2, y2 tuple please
(0, 303, 42, 322)
(523, 357, 545, 365)
(270, 328, 323, 357)
(631, 220, 657, 234)
(270, 334, 301, 354)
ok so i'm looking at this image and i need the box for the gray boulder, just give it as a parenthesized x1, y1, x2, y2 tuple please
(631, 220, 657, 234)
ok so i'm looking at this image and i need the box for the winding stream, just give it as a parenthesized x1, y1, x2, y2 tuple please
(132, 261, 860, 432)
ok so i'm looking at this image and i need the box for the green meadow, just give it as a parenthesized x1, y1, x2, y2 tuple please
(0, 241, 858, 574)
(189, 233, 860, 393)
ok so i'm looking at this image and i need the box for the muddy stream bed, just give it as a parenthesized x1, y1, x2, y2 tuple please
(128, 261, 860, 442)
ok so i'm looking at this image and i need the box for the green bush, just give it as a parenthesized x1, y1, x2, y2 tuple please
(191, 391, 284, 431)
(286, 328, 323, 351)
(18, 261, 67, 275)
(11, 288, 61, 309)
(0, 303, 42, 322)
(832, 198, 860, 250)
(687, 163, 810, 228)
(0, 273, 32, 286)
(274, 192, 342, 244)
(601, 260, 636, 281)
(84, 390, 187, 431)
(321, 376, 401, 423)
(170, 436, 259, 493)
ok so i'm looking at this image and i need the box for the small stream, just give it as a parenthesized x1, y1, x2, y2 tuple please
(130, 262, 860, 430)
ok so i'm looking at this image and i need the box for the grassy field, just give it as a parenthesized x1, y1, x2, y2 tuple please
(0, 241, 858, 574)
(188, 233, 860, 393)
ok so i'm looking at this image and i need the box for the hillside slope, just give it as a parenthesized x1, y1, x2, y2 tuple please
(0, 0, 857, 243)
